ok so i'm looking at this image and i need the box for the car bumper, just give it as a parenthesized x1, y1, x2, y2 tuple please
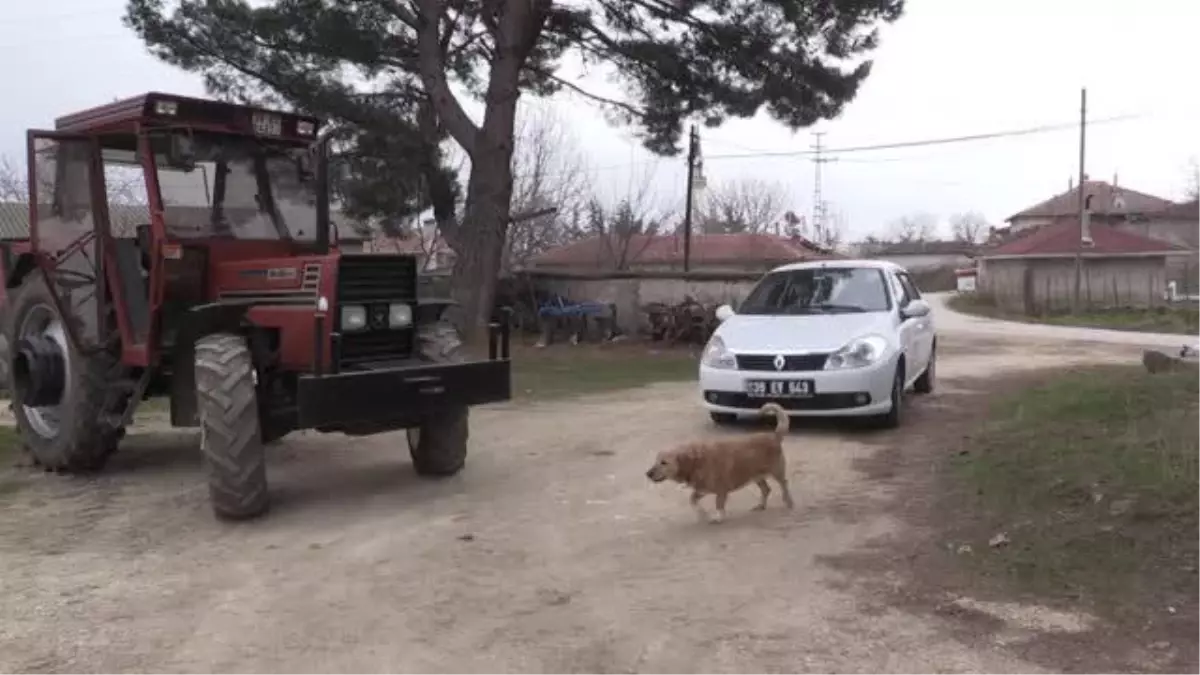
(699, 356, 897, 417)
(296, 359, 511, 429)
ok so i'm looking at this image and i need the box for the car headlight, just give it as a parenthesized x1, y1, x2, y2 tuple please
(341, 305, 367, 332)
(701, 335, 737, 370)
(388, 303, 413, 328)
(824, 334, 888, 370)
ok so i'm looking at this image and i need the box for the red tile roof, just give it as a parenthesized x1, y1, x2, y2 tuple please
(532, 233, 830, 268)
(983, 221, 1189, 257)
(1006, 180, 1175, 222)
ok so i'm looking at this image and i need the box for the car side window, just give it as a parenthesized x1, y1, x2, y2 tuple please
(889, 272, 911, 307)
(897, 272, 922, 301)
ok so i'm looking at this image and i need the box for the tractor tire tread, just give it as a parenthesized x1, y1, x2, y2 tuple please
(195, 333, 269, 520)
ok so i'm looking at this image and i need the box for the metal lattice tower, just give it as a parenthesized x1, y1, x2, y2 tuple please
(810, 132, 836, 235)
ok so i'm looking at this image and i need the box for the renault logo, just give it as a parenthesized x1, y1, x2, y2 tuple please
(773, 354, 786, 371)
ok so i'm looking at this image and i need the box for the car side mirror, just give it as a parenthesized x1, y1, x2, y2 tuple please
(715, 304, 735, 322)
(900, 298, 931, 319)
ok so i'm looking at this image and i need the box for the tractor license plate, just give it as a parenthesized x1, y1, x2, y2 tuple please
(746, 379, 814, 398)
(252, 112, 283, 136)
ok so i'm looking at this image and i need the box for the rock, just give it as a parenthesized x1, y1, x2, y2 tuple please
(1109, 498, 1134, 516)
(457, 533, 475, 542)
(956, 544, 973, 555)
(988, 532, 1010, 548)
(1143, 349, 1187, 374)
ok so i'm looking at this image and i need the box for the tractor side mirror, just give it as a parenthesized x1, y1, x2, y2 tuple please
(166, 134, 197, 172)
(715, 304, 735, 322)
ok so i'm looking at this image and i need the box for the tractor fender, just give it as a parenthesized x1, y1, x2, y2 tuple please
(169, 301, 256, 427)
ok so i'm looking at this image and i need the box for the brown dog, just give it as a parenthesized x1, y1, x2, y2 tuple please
(646, 403, 794, 523)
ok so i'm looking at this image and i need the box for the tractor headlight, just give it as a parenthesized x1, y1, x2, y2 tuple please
(388, 303, 413, 328)
(341, 305, 367, 332)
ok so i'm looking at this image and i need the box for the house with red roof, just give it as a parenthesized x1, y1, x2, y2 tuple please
(976, 219, 1192, 312)
(530, 232, 832, 273)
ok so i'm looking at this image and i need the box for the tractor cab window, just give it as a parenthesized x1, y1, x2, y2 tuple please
(152, 133, 319, 243)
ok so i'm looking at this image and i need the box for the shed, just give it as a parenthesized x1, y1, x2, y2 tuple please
(976, 221, 1191, 312)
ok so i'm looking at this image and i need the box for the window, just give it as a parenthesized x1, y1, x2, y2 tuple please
(887, 271, 911, 307)
(896, 271, 922, 303)
(739, 266, 892, 315)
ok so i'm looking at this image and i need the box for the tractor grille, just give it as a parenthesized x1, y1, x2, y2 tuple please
(336, 255, 418, 369)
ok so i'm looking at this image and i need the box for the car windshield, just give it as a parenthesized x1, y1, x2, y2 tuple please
(738, 267, 892, 315)
(153, 134, 319, 242)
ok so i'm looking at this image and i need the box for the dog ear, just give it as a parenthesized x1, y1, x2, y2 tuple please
(673, 449, 694, 482)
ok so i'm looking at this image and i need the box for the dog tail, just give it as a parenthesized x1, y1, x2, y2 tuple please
(759, 402, 789, 438)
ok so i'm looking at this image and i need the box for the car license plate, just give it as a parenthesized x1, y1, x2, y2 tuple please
(745, 379, 814, 398)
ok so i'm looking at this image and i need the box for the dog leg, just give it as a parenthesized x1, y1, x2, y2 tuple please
(772, 465, 795, 509)
(710, 492, 728, 524)
(753, 478, 771, 511)
(690, 490, 709, 522)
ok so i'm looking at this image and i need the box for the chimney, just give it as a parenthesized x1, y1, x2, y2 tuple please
(1113, 172, 1119, 188)
(1068, 176, 1074, 191)
(1081, 194, 1094, 245)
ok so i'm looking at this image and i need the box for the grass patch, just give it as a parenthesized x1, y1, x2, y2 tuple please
(509, 341, 698, 400)
(946, 365, 1199, 619)
(948, 292, 1199, 335)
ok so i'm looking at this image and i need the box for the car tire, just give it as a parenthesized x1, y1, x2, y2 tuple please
(710, 412, 737, 426)
(913, 344, 935, 395)
(870, 364, 905, 430)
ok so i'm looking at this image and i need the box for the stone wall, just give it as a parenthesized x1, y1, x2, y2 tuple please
(529, 271, 763, 334)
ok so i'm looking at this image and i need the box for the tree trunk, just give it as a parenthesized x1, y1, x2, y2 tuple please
(447, 97, 519, 342)
(448, 156, 511, 342)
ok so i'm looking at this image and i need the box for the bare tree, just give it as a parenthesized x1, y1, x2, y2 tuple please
(948, 211, 988, 244)
(1, 154, 146, 206)
(506, 105, 590, 271)
(1186, 156, 1199, 200)
(887, 212, 938, 243)
(699, 178, 790, 234)
(811, 209, 846, 252)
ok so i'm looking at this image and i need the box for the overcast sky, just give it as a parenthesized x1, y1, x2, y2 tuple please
(1, 0, 1197, 241)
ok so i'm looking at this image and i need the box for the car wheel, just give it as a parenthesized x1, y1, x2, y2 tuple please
(913, 344, 935, 395)
(710, 412, 737, 426)
(870, 364, 905, 430)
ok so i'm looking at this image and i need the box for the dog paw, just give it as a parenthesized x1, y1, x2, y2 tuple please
(752, 504, 766, 512)
(707, 512, 725, 524)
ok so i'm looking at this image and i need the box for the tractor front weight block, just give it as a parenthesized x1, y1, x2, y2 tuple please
(296, 359, 511, 429)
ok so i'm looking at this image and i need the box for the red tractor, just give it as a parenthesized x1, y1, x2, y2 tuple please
(0, 93, 511, 520)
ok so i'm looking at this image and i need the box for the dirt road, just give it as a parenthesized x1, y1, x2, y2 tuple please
(0, 334, 1143, 673)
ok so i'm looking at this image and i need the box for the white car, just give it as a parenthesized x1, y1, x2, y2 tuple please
(699, 259, 936, 428)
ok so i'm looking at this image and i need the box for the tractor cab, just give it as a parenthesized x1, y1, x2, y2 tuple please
(5, 93, 511, 522)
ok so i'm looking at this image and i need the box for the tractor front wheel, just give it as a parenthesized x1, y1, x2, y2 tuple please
(5, 275, 128, 471)
(195, 333, 269, 520)
(406, 321, 469, 477)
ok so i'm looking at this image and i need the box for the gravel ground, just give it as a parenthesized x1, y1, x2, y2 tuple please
(0, 313, 1149, 673)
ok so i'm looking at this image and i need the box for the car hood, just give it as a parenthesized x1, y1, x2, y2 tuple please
(715, 312, 895, 353)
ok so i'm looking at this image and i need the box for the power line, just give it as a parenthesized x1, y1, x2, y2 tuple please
(703, 113, 1146, 161)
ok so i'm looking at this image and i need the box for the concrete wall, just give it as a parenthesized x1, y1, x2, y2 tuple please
(1112, 219, 1199, 294)
(978, 255, 1171, 312)
(532, 273, 762, 333)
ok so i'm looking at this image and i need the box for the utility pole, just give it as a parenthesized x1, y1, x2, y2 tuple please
(811, 132, 837, 245)
(683, 125, 701, 272)
(1073, 87, 1088, 309)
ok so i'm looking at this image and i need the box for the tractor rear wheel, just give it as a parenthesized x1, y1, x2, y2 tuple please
(5, 275, 129, 471)
(406, 321, 469, 477)
(195, 333, 269, 520)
